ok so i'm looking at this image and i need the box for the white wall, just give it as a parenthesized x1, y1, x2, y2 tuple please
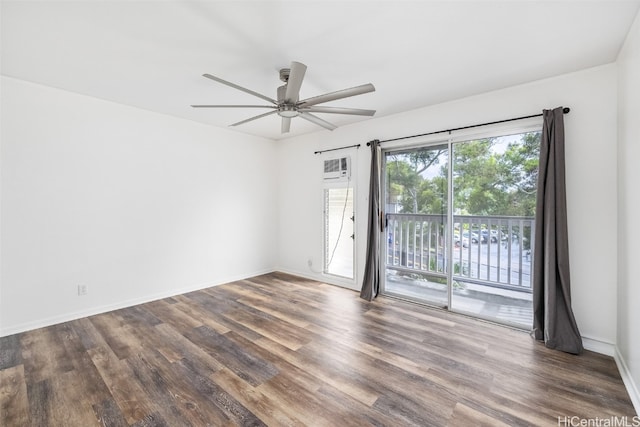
(617, 9, 640, 412)
(0, 77, 277, 336)
(277, 64, 619, 350)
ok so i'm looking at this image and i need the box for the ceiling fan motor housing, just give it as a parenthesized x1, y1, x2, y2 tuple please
(279, 67, 291, 82)
(277, 78, 298, 117)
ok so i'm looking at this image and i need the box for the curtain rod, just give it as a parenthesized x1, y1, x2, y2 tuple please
(367, 107, 570, 146)
(314, 143, 361, 155)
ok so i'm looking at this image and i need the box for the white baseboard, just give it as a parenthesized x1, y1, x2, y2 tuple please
(615, 347, 640, 416)
(580, 337, 639, 416)
(0, 268, 275, 337)
(273, 266, 322, 282)
(582, 336, 616, 357)
(274, 266, 360, 291)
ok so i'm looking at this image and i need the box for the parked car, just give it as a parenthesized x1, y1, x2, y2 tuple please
(480, 229, 498, 243)
(462, 230, 480, 244)
(454, 232, 469, 248)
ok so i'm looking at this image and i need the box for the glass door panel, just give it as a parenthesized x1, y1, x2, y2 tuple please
(383, 144, 449, 306)
(450, 132, 540, 328)
(324, 187, 354, 279)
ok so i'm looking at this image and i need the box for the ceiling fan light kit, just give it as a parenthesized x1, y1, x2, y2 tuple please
(277, 105, 299, 118)
(191, 61, 376, 133)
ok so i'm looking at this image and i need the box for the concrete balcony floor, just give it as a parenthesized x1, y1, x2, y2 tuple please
(385, 272, 533, 328)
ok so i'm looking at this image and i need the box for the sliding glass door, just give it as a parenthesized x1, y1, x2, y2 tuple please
(381, 128, 541, 328)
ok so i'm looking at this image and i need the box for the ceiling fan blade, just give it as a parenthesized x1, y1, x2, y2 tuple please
(230, 110, 278, 127)
(301, 106, 376, 116)
(281, 117, 292, 133)
(284, 61, 307, 103)
(298, 112, 337, 131)
(298, 83, 375, 108)
(191, 105, 277, 109)
(202, 74, 277, 105)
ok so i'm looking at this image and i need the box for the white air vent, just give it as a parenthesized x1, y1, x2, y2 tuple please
(324, 157, 350, 181)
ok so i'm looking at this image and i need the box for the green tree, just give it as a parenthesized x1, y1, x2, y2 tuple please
(386, 158, 421, 212)
(497, 132, 540, 216)
(452, 133, 540, 216)
(452, 138, 505, 215)
(386, 147, 446, 214)
(416, 175, 447, 216)
(386, 132, 540, 217)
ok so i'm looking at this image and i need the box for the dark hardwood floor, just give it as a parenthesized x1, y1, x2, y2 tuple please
(0, 272, 636, 426)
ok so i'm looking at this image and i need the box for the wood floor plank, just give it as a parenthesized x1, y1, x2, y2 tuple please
(126, 349, 208, 427)
(21, 327, 74, 384)
(170, 295, 232, 334)
(70, 317, 104, 351)
(300, 336, 460, 421)
(312, 381, 404, 427)
(458, 389, 553, 426)
(89, 312, 139, 360)
(55, 322, 113, 405)
(92, 398, 130, 427)
(130, 411, 170, 427)
(183, 326, 278, 387)
(0, 334, 22, 370)
(210, 367, 307, 426)
(217, 280, 313, 329)
(25, 379, 53, 426)
(143, 299, 203, 333)
(47, 370, 103, 426)
(236, 295, 311, 329)
(184, 293, 264, 342)
(152, 323, 224, 371)
(1, 272, 636, 426)
(448, 402, 513, 427)
(0, 365, 29, 426)
(87, 345, 154, 425)
(221, 304, 311, 351)
(171, 357, 266, 426)
(256, 371, 361, 427)
(127, 347, 242, 426)
(117, 305, 163, 328)
(253, 336, 381, 407)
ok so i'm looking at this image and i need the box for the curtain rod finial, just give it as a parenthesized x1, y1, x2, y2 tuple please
(563, 107, 570, 114)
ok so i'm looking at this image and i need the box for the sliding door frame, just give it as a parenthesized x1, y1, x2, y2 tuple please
(379, 136, 453, 308)
(379, 118, 543, 328)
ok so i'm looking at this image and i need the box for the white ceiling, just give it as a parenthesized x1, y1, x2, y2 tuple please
(2, 1, 639, 141)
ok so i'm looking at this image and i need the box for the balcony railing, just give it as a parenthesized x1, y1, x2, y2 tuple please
(386, 213, 535, 292)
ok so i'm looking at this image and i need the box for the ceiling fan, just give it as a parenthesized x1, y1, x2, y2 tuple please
(191, 61, 376, 133)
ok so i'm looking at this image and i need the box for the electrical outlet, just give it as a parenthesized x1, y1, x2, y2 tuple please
(307, 258, 313, 267)
(78, 284, 88, 296)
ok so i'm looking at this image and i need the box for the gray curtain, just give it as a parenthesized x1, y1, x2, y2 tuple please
(360, 140, 382, 301)
(532, 107, 583, 354)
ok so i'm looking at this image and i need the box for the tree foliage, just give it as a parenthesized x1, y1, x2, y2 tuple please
(386, 132, 540, 217)
(386, 147, 447, 214)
